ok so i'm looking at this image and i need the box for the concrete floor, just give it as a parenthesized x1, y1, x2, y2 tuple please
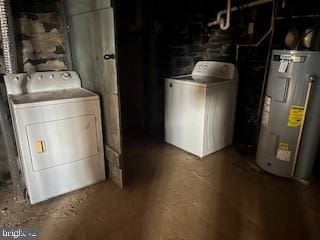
(1, 136, 320, 240)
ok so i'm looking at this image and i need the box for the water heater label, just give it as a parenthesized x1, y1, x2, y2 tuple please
(262, 111, 270, 127)
(276, 148, 291, 162)
(278, 54, 306, 63)
(279, 142, 289, 150)
(262, 96, 271, 127)
(280, 54, 292, 60)
(278, 60, 289, 73)
(288, 105, 305, 127)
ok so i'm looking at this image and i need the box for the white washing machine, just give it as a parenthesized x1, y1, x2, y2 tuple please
(165, 61, 238, 157)
(4, 71, 105, 204)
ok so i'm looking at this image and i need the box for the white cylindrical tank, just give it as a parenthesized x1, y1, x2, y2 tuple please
(257, 50, 320, 180)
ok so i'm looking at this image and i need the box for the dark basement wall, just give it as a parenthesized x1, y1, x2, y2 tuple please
(117, 0, 277, 135)
(116, 0, 146, 133)
(147, 1, 236, 133)
(118, 0, 266, 134)
(117, 0, 230, 134)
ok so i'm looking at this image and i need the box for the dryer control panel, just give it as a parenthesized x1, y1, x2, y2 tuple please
(4, 71, 81, 95)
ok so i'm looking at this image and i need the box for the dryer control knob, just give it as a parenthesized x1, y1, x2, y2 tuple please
(62, 72, 72, 80)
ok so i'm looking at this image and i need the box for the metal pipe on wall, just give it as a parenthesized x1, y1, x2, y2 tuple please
(275, 14, 320, 20)
(220, 0, 231, 30)
(0, 0, 17, 73)
(236, 29, 272, 62)
(256, 0, 277, 142)
(0, 0, 24, 201)
(208, 0, 273, 30)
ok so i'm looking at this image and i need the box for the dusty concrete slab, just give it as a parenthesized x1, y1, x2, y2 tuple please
(0, 137, 319, 240)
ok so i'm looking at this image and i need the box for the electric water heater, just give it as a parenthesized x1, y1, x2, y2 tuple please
(257, 50, 320, 180)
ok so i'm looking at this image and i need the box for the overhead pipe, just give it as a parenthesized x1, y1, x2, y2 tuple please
(208, 0, 273, 30)
(0, 0, 24, 201)
(275, 14, 320, 20)
(220, 0, 231, 30)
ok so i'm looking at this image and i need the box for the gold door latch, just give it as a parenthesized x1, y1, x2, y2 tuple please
(36, 140, 46, 153)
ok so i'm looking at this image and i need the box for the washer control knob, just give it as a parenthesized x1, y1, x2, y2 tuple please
(62, 72, 72, 80)
(14, 77, 19, 81)
(221, 65, 229, 74)
(38, 75, 43, 80)
(50, 74, 54, 79)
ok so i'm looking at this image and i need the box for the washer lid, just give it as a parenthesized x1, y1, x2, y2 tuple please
(166, 61, 238, 87)
(167, 75, 237, 88)
(10, 88, 98, 109)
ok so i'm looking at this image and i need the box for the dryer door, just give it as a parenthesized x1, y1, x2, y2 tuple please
(26, 115, 98, 171)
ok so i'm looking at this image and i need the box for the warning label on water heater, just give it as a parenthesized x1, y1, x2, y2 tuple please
(288, 105, 305, 127)
(277, 148, 291, 162)
(277, 142, 291, 162)
(262, 96, 271, 127)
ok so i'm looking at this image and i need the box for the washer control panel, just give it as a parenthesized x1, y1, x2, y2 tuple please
(192, 61, 236, 80)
